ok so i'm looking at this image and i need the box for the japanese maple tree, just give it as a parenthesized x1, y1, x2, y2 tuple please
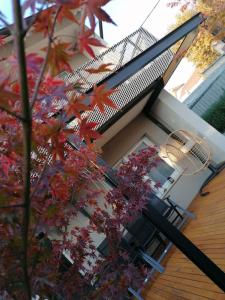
(0, 1, 159, 299)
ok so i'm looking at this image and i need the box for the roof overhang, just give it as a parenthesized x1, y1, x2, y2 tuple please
(66, 13, 204, 135)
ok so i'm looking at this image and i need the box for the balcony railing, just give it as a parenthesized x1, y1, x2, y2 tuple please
(63, 27, 173, 130)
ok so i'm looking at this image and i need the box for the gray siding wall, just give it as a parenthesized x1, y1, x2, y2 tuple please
(190, 70, 225, 116)
(184, 55, 225, 116)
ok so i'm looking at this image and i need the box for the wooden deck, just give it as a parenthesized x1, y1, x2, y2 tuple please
(143, 169, 225, 299)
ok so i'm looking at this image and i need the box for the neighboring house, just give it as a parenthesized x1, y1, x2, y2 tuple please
(2, 11, 225, 299)
(184, 55, 225, 116)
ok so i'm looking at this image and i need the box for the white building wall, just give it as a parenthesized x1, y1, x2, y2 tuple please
(102, 111, 211, 209)
(153, 90, 225, 165)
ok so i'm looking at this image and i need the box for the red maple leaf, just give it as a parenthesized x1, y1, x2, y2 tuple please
(0, 35, 6, 46)
(84, 0, 116, 30)
(90, 84, 117, 113)
(79, 117, 101, 145)
(85, 63, 113, 74)
(33, 8, 53, 37)
(57, 3, 80, 23)
(43, 41, 74, 76)
(66, 95, 90, 119)
(78, 30, 105, 58)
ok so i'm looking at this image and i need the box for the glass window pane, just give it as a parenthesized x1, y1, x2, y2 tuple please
(134, 141, 174, 185)
(150, 160, 174, 185)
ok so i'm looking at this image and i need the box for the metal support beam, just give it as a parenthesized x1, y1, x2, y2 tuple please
(144, 77, 164, 114)
(98, 13, 204, 92)
(162, 28, 199, 84)
(144, 24, 200, 115)
(146, 203, 225, 292)
(75, 13, 204, 108)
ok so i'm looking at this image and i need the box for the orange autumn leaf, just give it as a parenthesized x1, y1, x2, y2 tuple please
(33, 8, 53, 37)
(43, 41, 74, 76)
(57, 4, 80, 24)
(90, 84, 117, 113)
(85, 63, 113, 74)
(66, 95, 90, 119)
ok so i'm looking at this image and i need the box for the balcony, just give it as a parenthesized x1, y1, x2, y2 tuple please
(143, 169, 225, 299)
(62, 13, 225, 298)
(65, 27, 173, 133)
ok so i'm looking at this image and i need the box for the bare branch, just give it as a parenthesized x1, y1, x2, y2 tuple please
(12, 1, 32, 298)
(31, 6, 61, 110)
(23, 1, 48, 36)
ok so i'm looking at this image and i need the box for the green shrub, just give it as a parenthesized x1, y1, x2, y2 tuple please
(202, 94, 225, 133)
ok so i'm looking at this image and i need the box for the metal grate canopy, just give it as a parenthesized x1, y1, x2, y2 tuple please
(63, 28, 173, 131)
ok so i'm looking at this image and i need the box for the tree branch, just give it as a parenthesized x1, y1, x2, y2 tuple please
(12, 1, 32, 298)
(0, 105, 24, 121)
(31, 6, 61, 110)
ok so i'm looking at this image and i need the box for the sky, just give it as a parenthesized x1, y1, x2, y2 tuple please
(103, 0, 179, 44)
(0, 0, 178, 39)
(0, 0, 196, 99)
(0, 2, 13, 22)
(102, 0, 196, 99)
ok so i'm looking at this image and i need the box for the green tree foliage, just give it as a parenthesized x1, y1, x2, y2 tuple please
(202, 93, 225, 133)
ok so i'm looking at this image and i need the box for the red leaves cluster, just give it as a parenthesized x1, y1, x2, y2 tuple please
(0, 1, 158, 299)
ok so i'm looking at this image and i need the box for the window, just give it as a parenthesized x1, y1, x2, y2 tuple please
(115, 136, 183, 198)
